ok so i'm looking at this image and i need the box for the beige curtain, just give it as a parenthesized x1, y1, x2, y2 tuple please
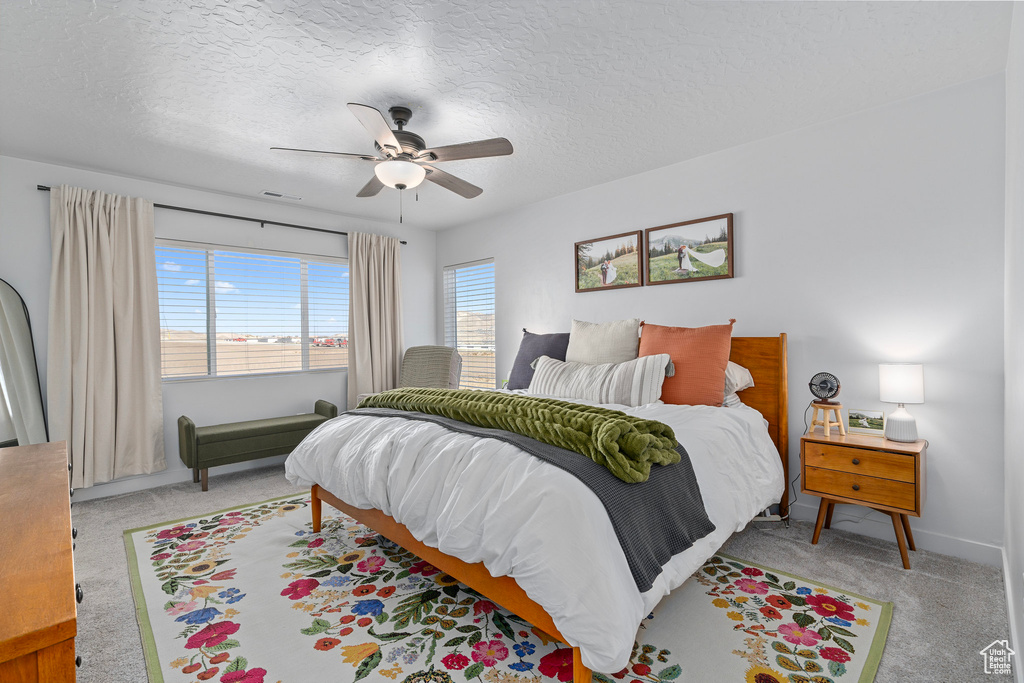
(347, 232, 404, 407)
(48, 186, 165, 487)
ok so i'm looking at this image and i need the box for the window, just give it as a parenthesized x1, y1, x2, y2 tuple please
(443, 259, 496, 390)
(156, 241, 349, 379)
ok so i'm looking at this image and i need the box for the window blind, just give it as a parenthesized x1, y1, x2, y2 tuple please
(443, 259, 496, 390)
(156, 242, 349, 379)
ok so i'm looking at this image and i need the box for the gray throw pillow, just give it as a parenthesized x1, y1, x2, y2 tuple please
(507, 329, 571, 390)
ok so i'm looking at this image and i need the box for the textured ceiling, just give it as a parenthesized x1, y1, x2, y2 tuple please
(0, 1, 1012, 230)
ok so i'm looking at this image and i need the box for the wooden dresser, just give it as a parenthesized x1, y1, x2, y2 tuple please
(0, 441, 77, 682)
(800, 431, 927, 569)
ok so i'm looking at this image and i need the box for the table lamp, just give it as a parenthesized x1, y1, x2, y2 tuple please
(879, 363, 924, 442)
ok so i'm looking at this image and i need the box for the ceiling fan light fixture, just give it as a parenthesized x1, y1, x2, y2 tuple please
(374, 160, 426, 190)
(274, 104, 510, 199)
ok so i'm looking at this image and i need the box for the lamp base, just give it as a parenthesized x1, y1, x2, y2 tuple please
(884, 404, 918, 442)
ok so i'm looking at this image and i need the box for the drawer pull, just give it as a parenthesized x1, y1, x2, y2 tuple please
(70, 487, 74, 498)
(851, 458, 860, 465)
(68, 461, 72, 473)
(76, 583, 83, 603)
(72, 527, 78, 539)
(852, 484, 860, 491)
(76, 655, 82, 667)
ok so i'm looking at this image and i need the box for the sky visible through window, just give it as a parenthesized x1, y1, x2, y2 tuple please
(156, 246, 348, 338)
(454, 263, 495, 318)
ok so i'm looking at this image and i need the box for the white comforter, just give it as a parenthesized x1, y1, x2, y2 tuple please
(284, 399, 784, 672)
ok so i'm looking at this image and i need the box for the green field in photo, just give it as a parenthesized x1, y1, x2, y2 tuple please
(849, 412, 884, 430)
(578, 252, 640, 289)
(648, 242, 728, 282)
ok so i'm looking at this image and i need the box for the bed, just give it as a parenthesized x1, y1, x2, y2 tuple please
(285, 334, 788, 682)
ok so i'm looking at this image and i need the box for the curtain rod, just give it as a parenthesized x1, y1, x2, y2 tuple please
(36, 185, 407, 245)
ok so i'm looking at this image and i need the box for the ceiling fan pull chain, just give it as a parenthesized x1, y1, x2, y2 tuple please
(400, 188, 403, 224)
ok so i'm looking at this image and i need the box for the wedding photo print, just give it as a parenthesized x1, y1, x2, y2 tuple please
(849, 408, 885, 436)
(645, 213, 734, 285)
(574, 230, 643, 293)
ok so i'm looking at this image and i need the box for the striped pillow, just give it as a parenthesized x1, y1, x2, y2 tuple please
(527, 354, 671, 407)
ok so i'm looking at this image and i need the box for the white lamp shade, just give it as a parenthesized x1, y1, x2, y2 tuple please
(879, 363, 924, 404)
(374, 160, 426, 189)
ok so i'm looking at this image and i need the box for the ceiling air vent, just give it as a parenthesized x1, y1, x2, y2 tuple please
(259, 190, 302, 201)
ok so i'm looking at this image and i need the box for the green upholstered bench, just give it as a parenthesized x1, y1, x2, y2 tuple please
(178, 400, 337, 491)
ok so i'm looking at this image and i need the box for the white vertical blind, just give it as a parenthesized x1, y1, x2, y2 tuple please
(155, 241, 349, 379)
(443, 259, 496, 390)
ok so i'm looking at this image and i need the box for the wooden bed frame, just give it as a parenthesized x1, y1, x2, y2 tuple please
(310, 334, 788, 682)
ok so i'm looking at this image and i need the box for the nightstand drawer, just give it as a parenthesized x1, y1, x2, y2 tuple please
(804, 466, 917, 511)
(803, 442, 915, 483)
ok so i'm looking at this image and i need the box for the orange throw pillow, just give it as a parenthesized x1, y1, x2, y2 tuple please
(639, 320, 735, 406)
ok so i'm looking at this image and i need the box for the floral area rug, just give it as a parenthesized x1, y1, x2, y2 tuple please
(125, 495, 892, 683)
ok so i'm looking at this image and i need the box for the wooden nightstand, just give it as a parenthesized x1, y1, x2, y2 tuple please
(800, 430, 927, 569)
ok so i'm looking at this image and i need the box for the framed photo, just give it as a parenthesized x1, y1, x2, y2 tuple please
(574, 230, 643, 293)
(848, 409, 885, 436)
(645, 213, 734, 286)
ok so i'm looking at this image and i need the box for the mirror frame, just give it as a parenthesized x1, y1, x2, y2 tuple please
(0, 277, 48, 446)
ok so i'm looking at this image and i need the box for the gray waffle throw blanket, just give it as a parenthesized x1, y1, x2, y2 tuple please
(351, 407, 716, 592)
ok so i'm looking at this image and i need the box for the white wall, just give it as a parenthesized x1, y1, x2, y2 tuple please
(0, 155, 436, 501)
(436, 75, 1006, 565)
(1003, 5, 1024, 678)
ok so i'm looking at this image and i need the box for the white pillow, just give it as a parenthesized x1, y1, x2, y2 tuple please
(528, 353, 671, 407)
(725, 361, 755, 395)
(564, 318, 641, 365)
(723, 392, 744, 407)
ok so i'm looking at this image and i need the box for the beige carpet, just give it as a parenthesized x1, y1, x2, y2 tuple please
(71, 464, 1011, 682)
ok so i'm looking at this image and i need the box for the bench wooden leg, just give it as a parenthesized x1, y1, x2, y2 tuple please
(311, 485, 322, 533)
(201, 468, 208, 492)
(573, 647, 592, 683)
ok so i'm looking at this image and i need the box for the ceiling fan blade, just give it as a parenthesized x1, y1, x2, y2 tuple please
(271, 147, 378, 161)
(347, 103, 403, 157)
(420, 137, 513, 163)
(423, 165, 483, 199)
(356, 175, 385, 198)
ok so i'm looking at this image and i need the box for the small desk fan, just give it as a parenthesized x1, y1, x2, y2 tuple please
(809, 372, 845, 435)
(809, 372, 840, 404)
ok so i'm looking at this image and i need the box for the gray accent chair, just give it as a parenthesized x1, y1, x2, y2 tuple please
(356, 345, 462, 405)
(399, 345, 463, 389)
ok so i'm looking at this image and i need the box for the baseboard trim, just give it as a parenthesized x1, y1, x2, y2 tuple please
(789, 500, 1003, 567)
(1003, 548, 1024, 683)
(71, 455, 289, 502)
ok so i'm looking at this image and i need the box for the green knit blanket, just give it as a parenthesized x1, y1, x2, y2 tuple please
(357, 388, 679, 483)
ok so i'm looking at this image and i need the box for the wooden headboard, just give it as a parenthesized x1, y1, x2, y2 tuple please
(730, 334, 789, 516)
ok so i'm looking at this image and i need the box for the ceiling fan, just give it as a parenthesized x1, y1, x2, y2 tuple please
(272, 103, 513, 199)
